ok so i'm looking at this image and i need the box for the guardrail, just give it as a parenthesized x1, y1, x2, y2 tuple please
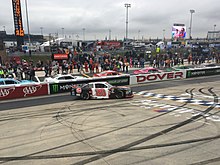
(1, 66, 220, 100)
(0, 83, 49, 100)
(186, 67, 220, 78)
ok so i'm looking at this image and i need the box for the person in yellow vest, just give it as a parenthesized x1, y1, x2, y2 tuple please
(0, 67, 4, 78)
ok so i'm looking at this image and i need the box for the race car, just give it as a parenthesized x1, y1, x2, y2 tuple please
(0, 78, 37, 86)
(133, 67, 161, 74)
(44, 74, 86, 83)
(71, 82, 133, 100)
(93, 70, 122, 77)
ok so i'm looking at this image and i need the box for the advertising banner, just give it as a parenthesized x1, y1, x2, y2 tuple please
(49, 76, 130, 94)
(130, 71, 186, 85)
(0, 84, 49, 100)
(53, 54, 69, 60)
(11, 0, 24, 47)
(186, 67, 220, 78)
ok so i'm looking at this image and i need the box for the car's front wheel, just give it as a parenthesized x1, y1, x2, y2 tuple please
(80, 92, 90, 100)
(115, 91, 124, 99)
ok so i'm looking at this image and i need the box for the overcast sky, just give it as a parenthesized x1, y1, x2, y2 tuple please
(1, 0, 219, 40)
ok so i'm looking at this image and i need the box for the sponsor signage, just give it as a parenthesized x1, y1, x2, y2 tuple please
(50, 83, 73, 94)
(0, 84, 49, 100)
(130, 71, 186, 84)
(53, 54, 69, 60)
(186, 67, 220, 78)
(12, 0, 24, 37)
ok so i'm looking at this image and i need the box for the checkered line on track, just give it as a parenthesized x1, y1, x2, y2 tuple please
(136, 91, 220, 108)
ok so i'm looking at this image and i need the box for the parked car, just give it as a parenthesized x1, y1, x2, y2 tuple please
(44, 74, 86, 83)
(133, 67, 161, 74)
(160, 67, 178, 72)
(198, 63, 218, 68)
(93, 70, 122, 77)
(71, 81, 133, 100)
(0, 78, 36, 86)
(173, 65, 193, 70)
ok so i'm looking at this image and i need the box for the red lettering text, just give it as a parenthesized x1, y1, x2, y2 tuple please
(167, 73, 174, 79)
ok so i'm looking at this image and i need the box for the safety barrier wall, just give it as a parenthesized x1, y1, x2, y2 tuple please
(1, 66, 220, 100)
(186, 67, 220, 78)
(0, 83, 49, 100)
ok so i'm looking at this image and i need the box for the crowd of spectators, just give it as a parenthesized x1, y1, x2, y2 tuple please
(0, 59, 36, 80)
(0, 51, 220, 80)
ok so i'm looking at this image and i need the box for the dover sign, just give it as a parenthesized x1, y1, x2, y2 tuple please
(130, 71, 186, 84)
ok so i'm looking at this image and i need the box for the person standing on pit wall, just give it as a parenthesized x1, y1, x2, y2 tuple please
(64, 62, 69, 74)
(29, 49, 32, 57)
(129, 57, 133, 68)
(44, 63, 49, 77)
(84, 61, 89, 73)
(29, 65, 35, 81)
(69, 62, 73, 73)
(61, 62, 65, 74)
(125, 61, 129, 73)
(95, 61, 99, 73)
(77, 61, 81, 72)
(0, 67, 4, 78)
(188, 53, 192, 64)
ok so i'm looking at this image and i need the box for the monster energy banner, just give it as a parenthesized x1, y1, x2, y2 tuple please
(186, 67, 220, 78)
(49, 76, 130, 94)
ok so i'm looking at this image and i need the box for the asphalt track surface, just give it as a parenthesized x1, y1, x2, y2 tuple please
(0, 75, 220, 165)
(1, 75, 220, 111)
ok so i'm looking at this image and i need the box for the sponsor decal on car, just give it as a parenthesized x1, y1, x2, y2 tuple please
(60, 84, 73, 91)
(76, 88, 82, 93)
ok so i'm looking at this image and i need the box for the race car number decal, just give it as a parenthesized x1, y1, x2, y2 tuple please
(95, 89, 107, 96)
(76, 88, 82, 93)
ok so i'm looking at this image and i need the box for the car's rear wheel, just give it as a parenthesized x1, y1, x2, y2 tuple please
(115, 91, 124, 99)
(80, 92, 90, 100)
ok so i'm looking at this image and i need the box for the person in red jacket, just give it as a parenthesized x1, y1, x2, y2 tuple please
(84, 61, 89, 72)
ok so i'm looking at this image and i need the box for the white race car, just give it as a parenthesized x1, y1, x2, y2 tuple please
(71, 81, 133, 100)
(44, 74, 86, 83)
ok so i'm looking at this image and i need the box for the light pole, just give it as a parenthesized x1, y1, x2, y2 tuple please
(61, 28, 64, 38)
(214, 24, 217, 39)
(189, 9, 195, 40)
(214, 24, 216, 31)
(124, 3, 131, 41)
(109, 29, 111, 40)
(25, 0, 31, 46)
(40, 27, 43, 35)
(82, 28, 85, 41)
(163, 29, 165, 41)
(138, 30, 140, 41)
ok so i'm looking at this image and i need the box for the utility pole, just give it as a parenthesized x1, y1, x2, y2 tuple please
(189, 9, 195, 40)
(109, 29, 111, 40)
(25, 0, 31, 45)
(125, 3, 131, 41)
